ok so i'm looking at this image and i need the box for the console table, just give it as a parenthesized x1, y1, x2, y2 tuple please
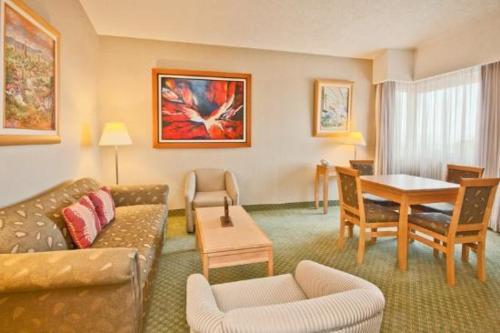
(314, 164, 336, 214)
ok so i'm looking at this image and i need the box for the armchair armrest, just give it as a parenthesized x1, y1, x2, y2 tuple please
(110, 184, 169, 207)
(294, 260, 380, 298)
(186, 274, 224, 333)
(225, 171, 240, 205)
(185, 171, 196, 202)
(0, 248, 142, 333)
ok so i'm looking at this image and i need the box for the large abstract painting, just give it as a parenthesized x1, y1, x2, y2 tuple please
(313, 79, 353, 137)
(153, 69, 251, 148)
(0, 0, 60, 145)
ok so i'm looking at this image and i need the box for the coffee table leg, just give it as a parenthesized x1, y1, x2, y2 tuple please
(202, 254, 209, 278)
(267, 249, 274, 276)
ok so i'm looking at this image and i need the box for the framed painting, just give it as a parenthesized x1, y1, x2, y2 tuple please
(313, 79, 353, 137)
(152, 68, 251, 148)
(0, 0, 60, 146)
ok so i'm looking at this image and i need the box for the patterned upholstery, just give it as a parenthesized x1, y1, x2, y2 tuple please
(346, 202, 400, 223)
(411, 202, 454, 215)
(339, 173, 359, 208)
(447, 169, 482, 184)
(409, 212, 480, 236)
(458, 186, 492, 225)
(0, 179, 169, 333)
(0, 248, 142, 333)
(349, 161, 374, 176)
(186, 260, 385, 333)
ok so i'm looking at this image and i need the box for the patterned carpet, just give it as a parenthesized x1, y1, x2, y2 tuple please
(145, 206, 500, 332)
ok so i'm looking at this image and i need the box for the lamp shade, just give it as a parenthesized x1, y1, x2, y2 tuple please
(98, 122, 132, 146)
(331, 131, 366, 146)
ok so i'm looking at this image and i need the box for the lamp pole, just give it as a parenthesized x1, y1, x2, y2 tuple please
(114, 145, 119, 185)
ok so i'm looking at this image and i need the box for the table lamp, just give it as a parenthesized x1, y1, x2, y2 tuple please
(331, 131, 366, 160)
(99, 122, 132, 184)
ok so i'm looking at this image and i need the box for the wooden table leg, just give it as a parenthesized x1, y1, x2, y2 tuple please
(267, 248, 274, 276)
(398, 196, 409, 271)
(323, 172, 329, 214)
(202, 254, 209, 278)
(314, 168, 319, 209)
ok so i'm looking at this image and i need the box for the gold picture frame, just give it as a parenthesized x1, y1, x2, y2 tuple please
(313, 79, 353, 137)
(0, 0, 61, 145)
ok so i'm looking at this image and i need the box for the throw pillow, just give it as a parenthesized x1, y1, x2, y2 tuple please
(88, 186, 116, 227)
(62, 195, 101, 249)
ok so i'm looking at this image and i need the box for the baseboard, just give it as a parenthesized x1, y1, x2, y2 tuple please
(167, 200, 339, 217)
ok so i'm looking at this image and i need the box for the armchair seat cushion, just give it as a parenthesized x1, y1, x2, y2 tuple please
(212, 273, 307, 312)
(91, 204, 167, 289)
(193, 191, 232, 208)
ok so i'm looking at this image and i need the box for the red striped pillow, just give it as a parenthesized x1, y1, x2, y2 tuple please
(88, 186, 116, 227)
(62, 196, 101, 249)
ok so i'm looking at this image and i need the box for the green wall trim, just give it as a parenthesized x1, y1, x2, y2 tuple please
(167, 200, 339, 217)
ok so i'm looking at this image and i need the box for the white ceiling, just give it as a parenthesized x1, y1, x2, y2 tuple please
(80, 0, 500, 59)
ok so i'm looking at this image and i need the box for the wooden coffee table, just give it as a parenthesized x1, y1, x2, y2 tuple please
(195, 205, 273, 279)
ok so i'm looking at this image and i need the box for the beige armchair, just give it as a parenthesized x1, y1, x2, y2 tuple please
(186, 260, 385, 333)
(185, 168, 240, 232)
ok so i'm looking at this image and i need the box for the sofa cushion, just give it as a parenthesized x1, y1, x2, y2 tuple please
(62, 196, 102, 249)
(211, 273, 307, 312)
(91, 204, 167, 288)
(195, 169, 226, 192)
(193, 191, 232, 208)
(88, 186, 116, 227)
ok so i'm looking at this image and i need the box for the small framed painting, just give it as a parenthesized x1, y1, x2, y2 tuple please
(152, 68, 251, 148)
(313, 79, 353, 137)
(0, 0, 60, 145)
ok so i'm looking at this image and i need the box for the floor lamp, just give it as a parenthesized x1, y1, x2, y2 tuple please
(99, 122, 132, 184)
(331, 131, 366, 160)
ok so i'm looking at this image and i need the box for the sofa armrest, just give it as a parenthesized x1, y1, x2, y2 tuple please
(0, 248, 142, 333)
(223, 288, 385, 333)
(225, 171, 240, 205)
(186, 274, 224, 333)
(294, 260, 379, 298)
(110, 184, 169, 207)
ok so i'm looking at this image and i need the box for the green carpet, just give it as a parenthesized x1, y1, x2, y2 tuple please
(145, 207, 500, 332)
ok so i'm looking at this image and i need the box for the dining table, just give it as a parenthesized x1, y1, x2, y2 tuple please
(360, 174, 460, 271)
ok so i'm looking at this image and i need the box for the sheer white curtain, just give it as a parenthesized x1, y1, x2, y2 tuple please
(382, 67, 481, 179)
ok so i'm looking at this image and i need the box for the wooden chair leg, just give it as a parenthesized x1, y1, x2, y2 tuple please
(477, 242, 486, 282)
(369, 228, 377, 244)
(348, 224, 354, 238)
(446, 248, 456, 287)
(433, 238, 440, 257)
(338, 217, 346, 250)
(357, 227, 366, 264)
(461, 244, 470, 262)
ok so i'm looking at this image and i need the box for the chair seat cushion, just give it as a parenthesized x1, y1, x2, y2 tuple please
(363, 193, 399, 207)
(193, 191, 232, 208)
(409, 212, 451, 235)
(346, 202, 400, 223)
(211, 273, 307, 312)
(411, 202, 454, 215)
(91, 204, 167, 289)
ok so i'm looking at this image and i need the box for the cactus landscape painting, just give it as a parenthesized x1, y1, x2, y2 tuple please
(3, 2, 56, 131)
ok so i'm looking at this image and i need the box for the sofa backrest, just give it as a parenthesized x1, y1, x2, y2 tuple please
(195, 168, 226, 192)
(0, 178, 100, 254)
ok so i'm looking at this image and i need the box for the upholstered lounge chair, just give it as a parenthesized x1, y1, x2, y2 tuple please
(185, 168, 240, 232)
(186, 260, 385, 333)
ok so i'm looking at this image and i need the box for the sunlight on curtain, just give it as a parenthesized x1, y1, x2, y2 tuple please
(387, 67, 481, 179)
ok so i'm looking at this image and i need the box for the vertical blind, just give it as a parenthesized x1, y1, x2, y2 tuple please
(384, 67, 481, 179)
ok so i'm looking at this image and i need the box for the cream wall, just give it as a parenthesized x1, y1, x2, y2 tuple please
(98, 37, 374, 209)
(0, 0, 100, 206)
(372, 49, 414, 83)
(414, 13, 500, 79)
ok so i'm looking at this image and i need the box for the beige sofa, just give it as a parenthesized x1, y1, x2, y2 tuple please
(0, 178, 169, 333)
(186, 260, 385, 333)
(185, 168, 239, 232)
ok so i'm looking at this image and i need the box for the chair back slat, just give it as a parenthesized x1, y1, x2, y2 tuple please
(349, 160, 375, 176)
(446, 164, 484, 184)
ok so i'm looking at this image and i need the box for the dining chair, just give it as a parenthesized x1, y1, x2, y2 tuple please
(408, 177, 499, 286)
(349, 160, 399, 208)
(335, 166, 400, 264)
(412, 164, 485, 216)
